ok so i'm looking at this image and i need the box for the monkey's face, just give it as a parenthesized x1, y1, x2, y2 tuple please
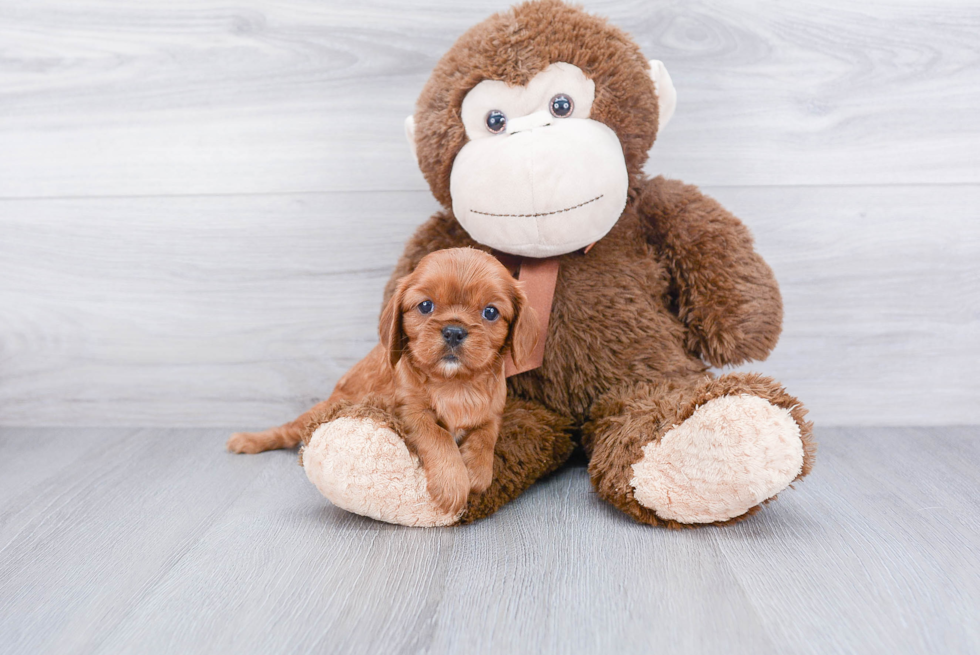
(407, 1, 677, 257)
(448, 63, 629, 258)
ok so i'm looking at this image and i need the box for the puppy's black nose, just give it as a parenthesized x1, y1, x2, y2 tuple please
(442, 325, 468, 347)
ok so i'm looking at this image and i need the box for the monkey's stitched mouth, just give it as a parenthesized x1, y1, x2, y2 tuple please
(469, 194, 603, 218)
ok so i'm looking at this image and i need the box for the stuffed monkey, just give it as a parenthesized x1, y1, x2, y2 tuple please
(237, 0, 815, 528)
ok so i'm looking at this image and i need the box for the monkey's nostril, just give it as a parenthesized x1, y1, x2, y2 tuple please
(441, 325, 468, 347)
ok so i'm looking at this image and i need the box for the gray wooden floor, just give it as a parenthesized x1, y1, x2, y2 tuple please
(1, 426, 977, 655)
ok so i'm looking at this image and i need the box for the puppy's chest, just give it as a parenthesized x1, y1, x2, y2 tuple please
(430, 383, 499, 440)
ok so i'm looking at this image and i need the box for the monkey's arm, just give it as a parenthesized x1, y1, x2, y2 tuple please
(637, 176, 783, 368)
(381, 210, 479, 307)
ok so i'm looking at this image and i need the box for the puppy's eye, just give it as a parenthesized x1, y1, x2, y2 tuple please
(418, 300, 434, 315)
(485, 110, 506, 134)
(482, 305, 499, 321)
(549, 94, 573, 118)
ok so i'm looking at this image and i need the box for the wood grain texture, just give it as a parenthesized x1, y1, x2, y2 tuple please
(1, 0, 978, 426)
(0, 0, 978, 198)
(2, 185, 977, 427)
(0, 426, 977, 654)
(0, 191, 435, 427)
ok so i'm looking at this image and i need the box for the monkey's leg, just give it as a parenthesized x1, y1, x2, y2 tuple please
(302, 397, 574, 527)
(461, 399, 574, 524)
(584, 374, 815, 527)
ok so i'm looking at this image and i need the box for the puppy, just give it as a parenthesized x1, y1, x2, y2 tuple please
(228, 247, 538, 515)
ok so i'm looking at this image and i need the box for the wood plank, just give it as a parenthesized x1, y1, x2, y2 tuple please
(0, 427, 115, 502)
(83, 442, 776, 655)
(0, 428, 140, 559)
(0, 191, 438, 427)
(0, 0, 978, 198)
(418, 472, 776, 655)
(712, 426, 980, 654)
(1, 185, 976, 427)
(0, 427, 977, 654)
(716, 184, 980, 425)
(0, 427, 270, 655)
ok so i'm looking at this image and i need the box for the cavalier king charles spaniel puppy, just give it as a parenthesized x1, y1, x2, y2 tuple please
(228, 247, 537, 516)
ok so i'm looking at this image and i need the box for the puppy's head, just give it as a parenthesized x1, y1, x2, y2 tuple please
(379, 248, 537, 378)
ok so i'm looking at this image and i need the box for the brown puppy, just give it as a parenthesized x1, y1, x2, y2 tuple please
(228, 247, 537, 515)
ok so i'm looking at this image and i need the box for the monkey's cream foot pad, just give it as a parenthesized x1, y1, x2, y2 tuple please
(303, 417, 461, 527)
(630, 395, 805, 524)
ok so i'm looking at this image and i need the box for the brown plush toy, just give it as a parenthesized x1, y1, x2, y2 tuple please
(266, 0, 816, 528)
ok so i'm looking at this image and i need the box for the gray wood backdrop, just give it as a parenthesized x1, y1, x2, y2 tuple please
(1, 0, 978, 428)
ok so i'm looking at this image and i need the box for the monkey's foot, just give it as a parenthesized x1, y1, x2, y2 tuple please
(303, 417, 461, 527)
(629, 395, 805, 524)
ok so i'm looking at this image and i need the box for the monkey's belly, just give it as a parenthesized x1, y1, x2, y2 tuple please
(513, 251, 705, 423)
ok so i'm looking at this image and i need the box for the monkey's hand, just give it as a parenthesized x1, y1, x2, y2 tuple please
(638, 176, 783, 367)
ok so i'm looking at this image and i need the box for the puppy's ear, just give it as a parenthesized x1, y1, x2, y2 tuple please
(507, 281, 539, 369)
(379, 280, 408, 368)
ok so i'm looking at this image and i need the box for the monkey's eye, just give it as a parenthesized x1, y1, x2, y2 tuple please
(549, 94, 574, 118)
(485, 110, 507, 134)
(418, 300, 434, 315)
(482, 305, 499, 321)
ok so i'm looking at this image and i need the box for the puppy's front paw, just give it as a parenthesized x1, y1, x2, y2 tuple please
(461, 444, 494, 494)
(424, 462, 470, 516)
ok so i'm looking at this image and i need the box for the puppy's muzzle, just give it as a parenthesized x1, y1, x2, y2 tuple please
(441, 325, 468, 348)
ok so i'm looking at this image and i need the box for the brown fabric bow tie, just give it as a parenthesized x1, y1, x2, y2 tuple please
(494, 243, 594, 377)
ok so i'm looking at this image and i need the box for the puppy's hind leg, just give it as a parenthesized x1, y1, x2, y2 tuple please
(227, 398, 340, 454)
(227, 424, 303, 454)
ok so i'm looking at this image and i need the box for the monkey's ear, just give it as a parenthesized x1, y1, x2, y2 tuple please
(648, 60, 676, 136)
(507, 282, 539, 370)
(404, 115, 418, 164)
(379, 281, 408, 368)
